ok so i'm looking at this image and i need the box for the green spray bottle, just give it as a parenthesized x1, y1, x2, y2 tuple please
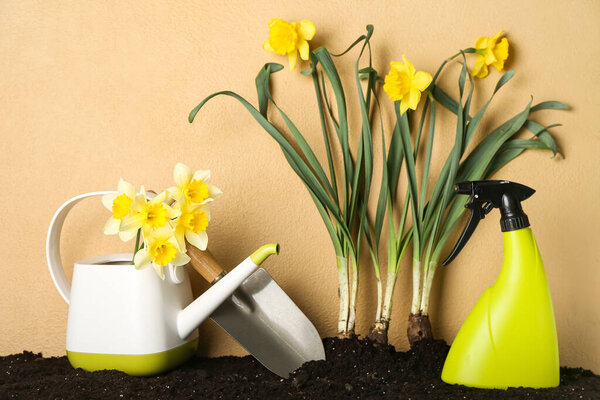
(441, 180, 559, 389)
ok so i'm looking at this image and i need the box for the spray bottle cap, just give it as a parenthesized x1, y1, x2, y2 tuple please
(442, 180, 535, 266)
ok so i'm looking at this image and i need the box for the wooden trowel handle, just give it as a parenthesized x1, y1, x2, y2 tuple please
(186, 243, 225, 284)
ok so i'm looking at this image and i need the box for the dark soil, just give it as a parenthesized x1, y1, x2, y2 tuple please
(1, 337, 598, 399)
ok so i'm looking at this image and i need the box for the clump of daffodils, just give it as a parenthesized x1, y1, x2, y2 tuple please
(102, 162, 221, 279)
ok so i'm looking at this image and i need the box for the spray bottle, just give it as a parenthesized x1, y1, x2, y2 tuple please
(441, 180, 559, 389)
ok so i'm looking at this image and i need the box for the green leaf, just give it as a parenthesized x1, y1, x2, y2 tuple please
(524, 120, 561, 157)
(530, 101, 569, 112)
(330, 25, 374, 57)
(500, 138, 553, 151)
(463, 70, 515, 147)
(432, 100, 533, 261)
(395, 104, 422, 254)
(485, 148, 525, 178)
(255, 63, 338, 199)
(386, 121, 404, 202)
(312, 47, 354, 213)
(189, 90, 351, 242)
(431, 85, 458, 114)
(255, 63, 284, 116)
(494, 70, 514, 93)
(457, 99, 533, 182)
(419, 101, 436, 218)
(430, 62, 466, 254)
(311, 68, 339, 202)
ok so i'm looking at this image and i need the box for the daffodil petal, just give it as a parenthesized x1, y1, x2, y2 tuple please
(130, 193, 147, 212)
(268, 18, 282, 28)
(120, 213, 146, 233)
(186, 230, 208, 251)
(413, 71, 433, 92)
(171, 252, 191, 268)
(174, 163, 193, 187)
(207, 184, 222, 199)
(263, 39, 275, 53)
(407, 88, 421, 111)
(192, 169, 211, 181)
(402, 55, 415, 75)
(104, 218, 121, 235)
(198, 198, 214, 206)
(101, 193, 118, 211)
(490, 30, 504, 43)
(474, 36, 488, 50)
(288, 50, 298, 72)
(492, 37, 509, 71)
(174, 230, 186, 251)
(203, 207, 211, 221)
(167, 206, 181, 220)
(118, 228, 138, 242)
(149, 191, 168, 204)
(472, 56, 488, 78)
(134, 248, 152, 270)
(298, 40, 309, 60)
(299, 20, 316, 40)
(399, 99, 410, 116)
(484, 47, 497, 65)
(118, 178, 136, 199)
(389, 61, 408, 74)
(167, 186, 182, 202)
(153, 263, 166, 280)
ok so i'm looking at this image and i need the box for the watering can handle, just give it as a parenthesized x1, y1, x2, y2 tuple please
(46, 191, 117, 304)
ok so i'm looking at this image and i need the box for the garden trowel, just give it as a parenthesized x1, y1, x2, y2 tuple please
(187, 244, 325, 377)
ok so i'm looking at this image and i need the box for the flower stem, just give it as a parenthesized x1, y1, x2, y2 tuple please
(420, 260, 439, 314)
(131, 229, 141, 265)
(381, 270, 397, 321)
(411, 258, 422, 314)
(347, 255, 358, 334)
(336, 256, 349, 335)
(375, 276, 383, 322)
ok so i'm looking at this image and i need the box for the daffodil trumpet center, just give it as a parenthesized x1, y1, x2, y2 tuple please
(185, 179, 209, 204)
(144, 203, 168, 229)
(150, 237, 177, 266)
(179, 209, 208, 234)
(112, 194, 133, 220)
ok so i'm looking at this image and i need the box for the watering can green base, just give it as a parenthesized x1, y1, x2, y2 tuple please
(66, 338, 199, 376)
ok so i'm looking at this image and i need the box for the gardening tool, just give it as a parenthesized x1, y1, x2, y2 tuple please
(441, 180, 559, 389)
(46, 191, 280, 376)
(186, 244, 325, 378)
(143, 189, 325, 377)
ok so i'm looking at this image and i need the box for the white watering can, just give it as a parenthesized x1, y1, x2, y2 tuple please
(46, 191, 279, 376)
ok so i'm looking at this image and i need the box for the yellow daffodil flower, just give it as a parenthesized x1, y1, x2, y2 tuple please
(173, 200, 210, 251)
(263, 18, 316, 72)
(120, 187, 180, 241)
(168, 162, 222, 205)
(383, 55, 433, 115)
(101, 178, 136, 238)
(134, 226, 191, 280)
(472, 31, 509, 79)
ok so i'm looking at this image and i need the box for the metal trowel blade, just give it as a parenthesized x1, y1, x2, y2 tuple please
(209, 268, 325, 378)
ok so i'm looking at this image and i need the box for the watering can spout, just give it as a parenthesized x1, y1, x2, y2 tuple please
(176, 244, 280, 340)
(250, 243, 280, 265)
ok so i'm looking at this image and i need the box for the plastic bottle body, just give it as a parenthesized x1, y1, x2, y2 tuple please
(441, 227, 559, 389)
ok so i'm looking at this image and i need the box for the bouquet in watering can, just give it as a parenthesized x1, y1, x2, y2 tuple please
(101, 162, 222, 279)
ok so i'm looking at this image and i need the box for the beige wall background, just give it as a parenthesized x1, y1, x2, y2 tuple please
(1, 0, 599, 373)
